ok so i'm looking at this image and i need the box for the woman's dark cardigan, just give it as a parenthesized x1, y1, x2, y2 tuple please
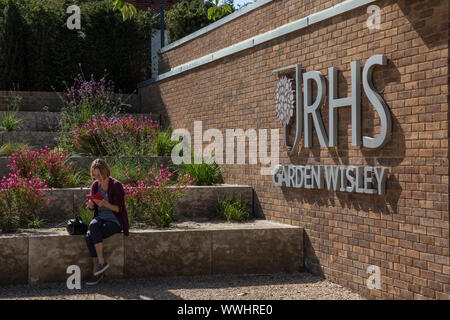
(89, 177, 130, 236)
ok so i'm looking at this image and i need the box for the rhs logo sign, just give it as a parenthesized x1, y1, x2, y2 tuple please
(272, 54, 391, 195)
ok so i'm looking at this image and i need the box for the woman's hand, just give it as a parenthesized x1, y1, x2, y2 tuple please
(86, 199, 94, 210)
(93, 199, 106, 207)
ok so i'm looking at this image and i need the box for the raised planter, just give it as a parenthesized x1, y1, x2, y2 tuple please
(40, 184, 253, 222)
(63, 155, 172, 171)
(0, 156, 172, 179)
(0, 220, 303, 286)
(0, 111, 61, 131)
(0, 111, 161, 132)
(0, 131, 58, 148)
(0, 91, 140, 112)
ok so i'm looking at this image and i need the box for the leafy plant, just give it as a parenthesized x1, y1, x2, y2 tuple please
(165, 0, 214, 43)
(0, 173, 48, 233)
(72, 114, 161, 156)
(56, 71, 135, 152)
(0, 93, 23, 131)
(0, 0, 27, 91)
(207, 0, 233, 21)
(26, 217, 46, 229)
(65, 165, 92, 187)
(0, 0, 154, 92)
(215, 196, 250, 222)
(7, 146, 83, 188)
(0, 142, 30, 156)
(153, 128, 179, 156)
(109, 157, 152, 185)
(124, 164, 195, 228)
(0, 109, 22, 131)
(0, 210, 20, 233)
(112, 0, 137, 21)
(80, 1, 154, 92)
(177, 155, 223, 185)
(76, 204, 94, 226)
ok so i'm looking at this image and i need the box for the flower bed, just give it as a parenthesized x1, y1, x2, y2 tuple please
(7, 146, 81, 188)
(123, 164, 196, 228)
(73, 114, 160, 156)
(56, 71, 136, 152)
(0, 173, 49, 233)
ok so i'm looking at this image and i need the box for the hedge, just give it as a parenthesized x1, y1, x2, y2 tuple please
(0, 0, 154, 93)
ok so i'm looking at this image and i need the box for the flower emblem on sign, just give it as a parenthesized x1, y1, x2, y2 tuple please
(275, 76, 295, 148)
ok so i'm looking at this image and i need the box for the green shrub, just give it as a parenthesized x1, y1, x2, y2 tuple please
(0, 93, 23, 131)
(71, 114, 160, 156)
(80, 0, 154, 92)
(207, 0, 232, 21)
(0, 142, 30, 156)
(165, 0, 237, 43)
(153, 128, 179, 156)
(124, 164, 194, 228)
(0, 0, 154, 92)
(177, 155, 223, 186)
(215, 196, 250, 222)
(108, 156, 175, 189)
(0, 210, 20, 233)
(0, 111, 22, 131)
(123, 196, 143, 227)
(26, 217, 46, 229)
(75, 204, 94, 226)
(0, 0, 27, 90)
(7, 146, 87, 188)
(0, 175, 47, 233)
(64, 165, 92, 188)
(110, 157, 149, 185)
(165, 0, 214, 43)
(56, 72, 136, 153)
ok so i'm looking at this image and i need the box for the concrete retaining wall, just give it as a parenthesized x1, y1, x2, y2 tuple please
(40, 184, 253, 222)
(0, 131, 58, 148)
(0, 220, 303, 286)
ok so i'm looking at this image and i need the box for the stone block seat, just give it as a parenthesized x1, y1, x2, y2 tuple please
(0, 219, 304, 286)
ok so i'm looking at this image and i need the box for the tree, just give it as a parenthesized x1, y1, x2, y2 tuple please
(207, 0, 232, 21)
(0, 0, 27, 90)
(165, 0, 215, 42)
(112, 0, 137, 20)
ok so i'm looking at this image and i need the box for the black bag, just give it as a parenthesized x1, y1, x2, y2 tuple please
(67, 216, 88, 235)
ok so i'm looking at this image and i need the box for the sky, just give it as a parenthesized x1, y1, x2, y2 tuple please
(233, 0, 255, 8)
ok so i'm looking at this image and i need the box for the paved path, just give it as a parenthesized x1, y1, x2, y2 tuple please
(0, 272, 364, 300)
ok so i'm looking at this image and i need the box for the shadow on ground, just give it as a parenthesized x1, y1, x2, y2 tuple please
(0, 272, 326, 300)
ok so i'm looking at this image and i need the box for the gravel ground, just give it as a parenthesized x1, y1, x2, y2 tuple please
(0, 273, 365, 300)
(0, 218, 300, 238)
(0, 220, 365, 300)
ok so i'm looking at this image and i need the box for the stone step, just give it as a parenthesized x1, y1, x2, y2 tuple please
(0, 91, 140, 112)
(41, 184, 253, 222)
(0, 220, 303, 285)
(0, 111, 60, 131)
(0, 156, 172, 178)
(0, 111, 161, 132)
(0, 131, 58, 149)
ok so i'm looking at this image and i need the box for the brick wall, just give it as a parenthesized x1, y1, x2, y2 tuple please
(159, 0, 351, 73)
(139, 0, 449, 300)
